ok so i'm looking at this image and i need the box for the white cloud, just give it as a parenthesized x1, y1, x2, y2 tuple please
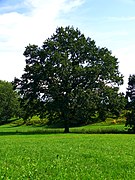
(113, 45, 135, 93)
(60, 0, 85, 13)
(0, 0, 84, 81)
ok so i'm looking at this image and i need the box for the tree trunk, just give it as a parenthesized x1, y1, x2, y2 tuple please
(133, 125, 135, 133)
(64, 125, 69, 133)
(64, 115, 70, 133)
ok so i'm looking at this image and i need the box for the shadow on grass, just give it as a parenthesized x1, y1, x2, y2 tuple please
(0, 130, 64, 136)
(0, 128, 133, 136)
(0, 118, 20, 126)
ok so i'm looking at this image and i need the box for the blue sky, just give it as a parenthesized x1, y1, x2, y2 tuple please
(0, 0, 135, 93)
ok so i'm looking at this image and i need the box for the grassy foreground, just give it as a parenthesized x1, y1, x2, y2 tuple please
(0, 134, 135, 179)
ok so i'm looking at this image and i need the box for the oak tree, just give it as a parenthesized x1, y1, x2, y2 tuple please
(14, 26, 124, 132)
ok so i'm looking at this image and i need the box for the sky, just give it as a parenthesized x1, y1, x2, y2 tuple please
(0, 0, 135, 93)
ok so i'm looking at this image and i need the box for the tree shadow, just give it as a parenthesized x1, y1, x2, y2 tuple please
(0, 118, 20, 126)
(0, 129, 132, 136)
(0, 129, 64, 136)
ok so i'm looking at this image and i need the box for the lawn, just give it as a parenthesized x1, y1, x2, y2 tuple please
(0, 133, 135, 179)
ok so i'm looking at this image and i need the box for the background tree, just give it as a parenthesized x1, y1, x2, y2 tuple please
(97, 86, 126, 121)
(126, 74, 135, 132)
(0, 80, 20, 124)
(14, 26, 124, 133)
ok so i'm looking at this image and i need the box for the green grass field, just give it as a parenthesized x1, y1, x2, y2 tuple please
(0, 118, 133, 179)
(0, 133, 135, 179)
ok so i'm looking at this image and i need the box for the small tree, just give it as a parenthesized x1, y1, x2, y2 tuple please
(126, 74, 135, 132)
(14, 26, 124, 133)
(0, 80, 20, 124)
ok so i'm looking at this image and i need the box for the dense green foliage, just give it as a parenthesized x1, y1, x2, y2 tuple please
(126, 74, 135, 132)
(0, 80, 20, 123)
(0, 134, 135, 179)
(14, 26, 125, 132)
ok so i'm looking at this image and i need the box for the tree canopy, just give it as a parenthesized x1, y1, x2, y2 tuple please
(14, 26, 124, 132)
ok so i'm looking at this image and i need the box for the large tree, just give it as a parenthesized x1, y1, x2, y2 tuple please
(0, 80, 20, 123)
(14, 26, 124, 132)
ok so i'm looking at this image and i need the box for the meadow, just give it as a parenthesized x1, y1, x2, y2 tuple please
(0, 117, 134, 179)
(0, 133, 135, 179)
